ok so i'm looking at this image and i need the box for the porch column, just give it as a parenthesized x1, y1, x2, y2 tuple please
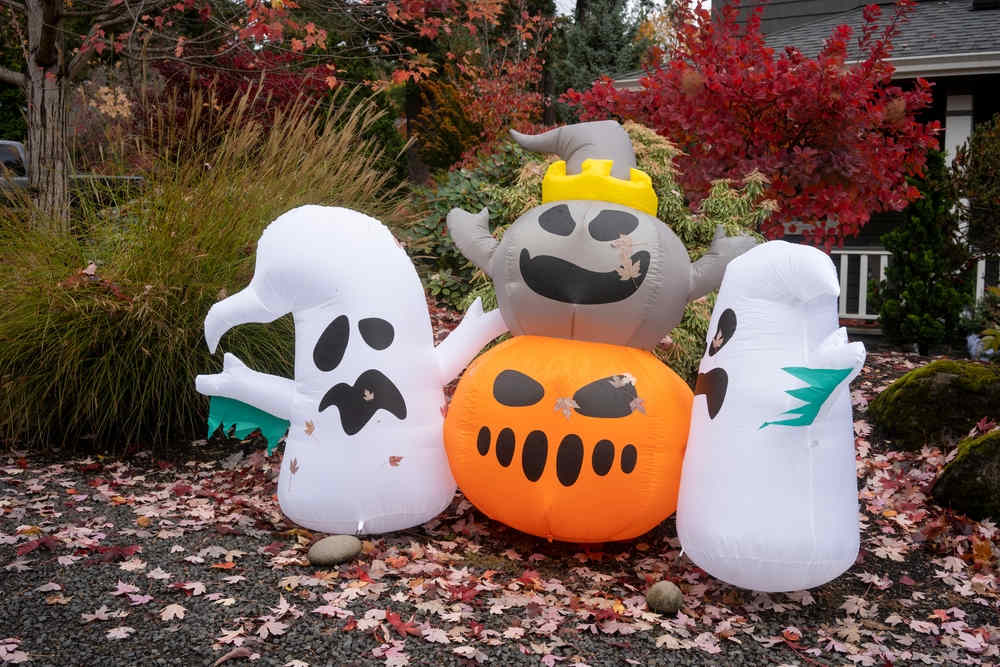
(944, 94, 974, 166)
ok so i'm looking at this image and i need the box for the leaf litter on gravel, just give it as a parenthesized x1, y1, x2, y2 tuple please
(1, 350, 998, 665)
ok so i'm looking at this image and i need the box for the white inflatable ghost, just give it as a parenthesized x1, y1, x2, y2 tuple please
(195, 205, 507, 535)
(676, 241, 866, 592)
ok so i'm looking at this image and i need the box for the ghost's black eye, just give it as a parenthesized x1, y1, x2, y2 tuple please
(588, 210, 638, 241)
(359, 317, 394, 350)
(708, 308, 737, 357)
(493, 370, 545, 407)
(314, 315, 349, 371)
(538, 204, 576, 236)
(572, 376, 638, 418)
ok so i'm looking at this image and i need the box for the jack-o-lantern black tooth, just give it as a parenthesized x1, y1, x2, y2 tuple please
(621, 444, 637, 474)
(592, 439, 615, 476)
(496, 428, 515, 467)
(556, 434, 584, 487)
(521, 430, 547, 482)
(476, 426, 491, 456)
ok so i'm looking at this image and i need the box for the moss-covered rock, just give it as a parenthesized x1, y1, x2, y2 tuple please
(932, 430, 1000, 520)
(867, 360, 1000, 450)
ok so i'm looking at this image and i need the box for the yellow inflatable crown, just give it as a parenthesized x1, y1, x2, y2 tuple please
(541, 159, 658, 217)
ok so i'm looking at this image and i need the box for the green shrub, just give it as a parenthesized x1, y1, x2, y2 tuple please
(954, 112, 1000, 257)
(413, 120, 769, 383)
(0, 89, 403, 455)
(879, 150, 974, 355)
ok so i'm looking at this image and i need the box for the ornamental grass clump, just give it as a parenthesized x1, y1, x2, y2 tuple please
(0, 89, 403, 455)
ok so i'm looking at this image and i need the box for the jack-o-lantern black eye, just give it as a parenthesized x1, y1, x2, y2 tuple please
(572, 376, 638, 418)
(588, 210, 638, 241)
(493, 370, 545, 407)
(708, 308, 737, 356)
(314, 315, 349, 371)
(538, 204, 576, 236)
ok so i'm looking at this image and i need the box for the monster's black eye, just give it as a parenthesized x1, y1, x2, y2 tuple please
(314, 315, 349, 371)
(708, 308, 737, 356)
(588, 210, 638, 241)
(572, 376, 637, 418)
(493, 370, 545, 407)
(539, 204, 576, 236)
(359, 317, 394, 350)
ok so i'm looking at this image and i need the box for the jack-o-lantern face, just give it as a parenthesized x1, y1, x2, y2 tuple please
(487, 201, 693, 350)
(444, 335, 693, 543)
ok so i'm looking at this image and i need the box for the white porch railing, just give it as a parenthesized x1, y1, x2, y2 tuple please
(830, 249, 999, 322)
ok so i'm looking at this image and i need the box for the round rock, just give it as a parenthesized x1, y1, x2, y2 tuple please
(646, 580, 684, 614)
(308, 534, 362, 566)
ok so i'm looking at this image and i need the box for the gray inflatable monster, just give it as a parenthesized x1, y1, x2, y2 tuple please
(447, 120, 758, 349)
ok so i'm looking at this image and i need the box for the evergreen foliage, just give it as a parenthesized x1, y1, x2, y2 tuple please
(878, 150, 973, 355)
(550, 0, 649, 122)
(954, 112, 1000, 257)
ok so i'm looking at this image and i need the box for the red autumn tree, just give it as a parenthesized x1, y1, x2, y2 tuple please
(565, 0, 940, 248)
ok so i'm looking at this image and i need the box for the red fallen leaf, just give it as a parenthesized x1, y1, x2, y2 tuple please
(386, 611, 421, 637)
(345, 566, 371, 583)
(16, 535, 61, 556)
(16, 457, 28, 469)
(388, 456, 403, 467)
(156, 460, 174, 470)
(77, 462, 102, 472)
(211, 562, 237, 569)
(900, 575, 917, 585)
(592, 607, 618, 622)
(342, 617, 357, 631)
(516, 569, 541, 587)
(447, 584, 479, 603)
(91, 544, 141, 563)
(172, 483, 193, 496)
(782, 627, 802, 642)
(470, 621, 484, 637)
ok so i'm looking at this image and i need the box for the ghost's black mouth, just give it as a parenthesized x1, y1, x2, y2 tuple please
(694, 367, 728, 419)
(319, 369, 406, 435)
(519, 249, 650, 305)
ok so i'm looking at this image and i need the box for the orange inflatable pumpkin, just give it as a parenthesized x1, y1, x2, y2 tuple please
(444, 335, 693, 543)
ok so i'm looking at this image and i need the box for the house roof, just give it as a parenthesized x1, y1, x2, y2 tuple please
(614, 1, 1000, 87)
(766, 1, 1000, 77)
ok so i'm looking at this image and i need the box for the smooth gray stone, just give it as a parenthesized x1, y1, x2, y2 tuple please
(307, 534, 362, 566)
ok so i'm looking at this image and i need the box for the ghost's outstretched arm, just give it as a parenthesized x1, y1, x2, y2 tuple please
(195, 353, 295, 420)
(812, 328, 867, 384)
(688, 225, 759, 301)
(435, 297, 509, 384)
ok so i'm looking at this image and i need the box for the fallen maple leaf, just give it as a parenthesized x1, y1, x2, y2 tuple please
(553, 397, 579, 419)
(616, 258, 642, 280)
(212, 561, 237, 569)
(160, 603, 186, 621)
(362, 389, 375, 402)
(106, 626, 136, 640)
(389, 456, 403, 467)
(109, 580, 140, 596)
(304, 421, 314, 436)
(386, 611, 421, 637)
(257, 618, 288, 639)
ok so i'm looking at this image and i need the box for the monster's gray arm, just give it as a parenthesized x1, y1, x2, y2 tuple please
(447, 207, 498, 273)
(688, 225, 760, 301)
(510, 121, 636, 180)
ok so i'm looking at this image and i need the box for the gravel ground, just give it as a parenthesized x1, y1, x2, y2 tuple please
(2, 350, 998, 666)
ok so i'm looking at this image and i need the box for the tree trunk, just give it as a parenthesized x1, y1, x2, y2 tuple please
(26, 0, 70, 233)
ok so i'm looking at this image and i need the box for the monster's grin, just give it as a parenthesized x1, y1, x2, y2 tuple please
(519, 248, 650, 305)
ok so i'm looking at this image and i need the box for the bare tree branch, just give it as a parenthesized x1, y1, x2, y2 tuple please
(0, 0, 25, 12)
(0, 64, 26, 87)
